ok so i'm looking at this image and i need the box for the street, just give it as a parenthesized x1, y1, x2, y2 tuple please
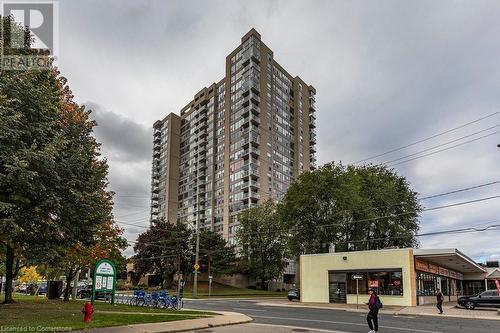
(184, 299, 500, 333)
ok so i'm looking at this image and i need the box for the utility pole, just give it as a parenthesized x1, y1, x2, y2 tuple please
(193, 192, 200, 297)
(193, 221, 200, 297)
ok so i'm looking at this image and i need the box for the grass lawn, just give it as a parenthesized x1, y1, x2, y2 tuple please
(0, 294, 214, 331)
(167, 282, 287, 298)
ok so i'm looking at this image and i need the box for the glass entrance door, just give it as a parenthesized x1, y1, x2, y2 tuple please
(329, 282, 346, 303)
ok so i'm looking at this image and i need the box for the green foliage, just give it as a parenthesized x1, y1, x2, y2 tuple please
(134, 219, 191, 288)
(0, 15, 115, 303)
(281, 162, 421, 256)
(195, 229, 237, 275)
(237, 200, 288, 287)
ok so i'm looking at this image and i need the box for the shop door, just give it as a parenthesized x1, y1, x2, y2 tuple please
(329, 282, 346, 303)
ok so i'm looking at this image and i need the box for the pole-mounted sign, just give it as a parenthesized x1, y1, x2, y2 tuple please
(92, 259, 116, 305)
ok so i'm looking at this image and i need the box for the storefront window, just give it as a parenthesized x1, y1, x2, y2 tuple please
(346, 271, 403, 296)
(417, 272, 456, 296)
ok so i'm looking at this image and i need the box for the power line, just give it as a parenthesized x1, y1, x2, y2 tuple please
(387, 130, 500, 167)
(352, 111, 500, 164)
(128, 223, 500, 261)
(381, 124, 500, 165)
(318, 194, 500, 230)
(420, 180, 500, 200)
(117, 193, 500, 245)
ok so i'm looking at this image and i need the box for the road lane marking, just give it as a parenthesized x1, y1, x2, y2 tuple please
(234, 307, 267, 312)
(252, 315, 444, 333)
(250, 323, 349, 333)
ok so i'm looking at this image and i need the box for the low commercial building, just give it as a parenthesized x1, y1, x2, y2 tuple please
(300, 248, 489, 306)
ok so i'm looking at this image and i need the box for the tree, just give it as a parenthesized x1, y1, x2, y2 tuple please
(237, 200, 288, 289)
(0, 16, 114, 303)
(134, 219, 191, 289)
(195, 229, 237, 276)
(18, 266, 41, 284)
(280, 162, 421, 257)
(58, 220, 127, 301)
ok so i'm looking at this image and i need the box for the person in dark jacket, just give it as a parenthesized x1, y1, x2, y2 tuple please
(436, 288, 444, 314)
(366, 288, 379, 333)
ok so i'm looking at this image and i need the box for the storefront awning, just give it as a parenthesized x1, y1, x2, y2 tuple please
(486, 269, 500, 279)
(413, 248, 485, 273)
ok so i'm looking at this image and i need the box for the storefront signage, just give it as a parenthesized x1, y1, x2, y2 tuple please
(415, 258, 462, 280)
(368, 280, 379, 288)
(428, 263, 439, 274)
(415, 259, 428, 272)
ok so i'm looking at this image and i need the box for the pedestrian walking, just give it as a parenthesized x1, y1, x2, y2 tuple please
(366, 288, 382, 333)
(436, 288, 444, 314)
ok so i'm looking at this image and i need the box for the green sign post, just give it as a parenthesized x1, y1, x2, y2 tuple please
(92, 259, 116, 305)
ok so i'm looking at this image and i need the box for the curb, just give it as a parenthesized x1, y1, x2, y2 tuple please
(184, 297, 284, 301)
(73, 311, 253, 333)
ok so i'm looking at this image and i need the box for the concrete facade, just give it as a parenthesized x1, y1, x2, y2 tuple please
(300, 248, 487, 307)
(150, 29, 317, 244)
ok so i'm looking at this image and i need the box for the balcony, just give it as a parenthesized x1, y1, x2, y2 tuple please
(198, 128, 208, 138)
(241, 191, 259, 202)
(241, 105, 260, 118)
(153, 129, 161, 137)
(242, 113, 260, 127)
(241, 130, 260, 148)
(241, 146, 260, 159)
(241, 92, 260, 107)
(153, 150, 161, 158)
(241, 163, 260, 179)
(153, 135, 161, 144)
(243, 179, 260, 190)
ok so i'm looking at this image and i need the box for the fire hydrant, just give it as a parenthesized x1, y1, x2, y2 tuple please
(82, 301, 94, 323)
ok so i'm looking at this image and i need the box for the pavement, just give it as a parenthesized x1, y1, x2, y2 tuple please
(71, 311, 252, 333)
(184, 323, 347, 333)
(256, 299, 500, 320)
(183, 298, 500, 333)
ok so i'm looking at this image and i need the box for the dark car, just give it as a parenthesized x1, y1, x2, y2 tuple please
(458, 290, 500, 309)
(287, 288, 300, 301)
(77, 284, 110, 300)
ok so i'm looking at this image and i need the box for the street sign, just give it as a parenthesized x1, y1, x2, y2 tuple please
(352, 275, 363, 280)
(193, 263, 200, 271)
(92, 259, 116, 305)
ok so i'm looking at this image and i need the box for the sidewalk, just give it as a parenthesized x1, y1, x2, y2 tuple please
(72, 311, 252, 333)
(257, 299, 500, 321)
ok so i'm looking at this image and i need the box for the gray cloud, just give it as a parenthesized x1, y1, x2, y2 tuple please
(87, 102, 152, 162)
(58, 0, 500, 260)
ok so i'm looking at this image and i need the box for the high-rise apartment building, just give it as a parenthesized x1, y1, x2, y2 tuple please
(151, 29, 317, 243)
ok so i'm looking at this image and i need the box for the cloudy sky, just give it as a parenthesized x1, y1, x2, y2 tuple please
(55, 0, 500, 260)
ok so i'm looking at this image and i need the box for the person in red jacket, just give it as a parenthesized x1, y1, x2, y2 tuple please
(82, 301, 94, 323)
(366, 288, 379, 333)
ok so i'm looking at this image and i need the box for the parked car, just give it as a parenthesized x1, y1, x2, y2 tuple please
(77, 284, 110, 300)
(458, 290, 500, 309)
(16, 283, 29, 293)
(287, 288, 300, 301)
(38, 282, 48, 295)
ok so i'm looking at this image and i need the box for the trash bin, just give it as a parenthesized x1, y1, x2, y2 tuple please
(47, 280, 63, 299)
